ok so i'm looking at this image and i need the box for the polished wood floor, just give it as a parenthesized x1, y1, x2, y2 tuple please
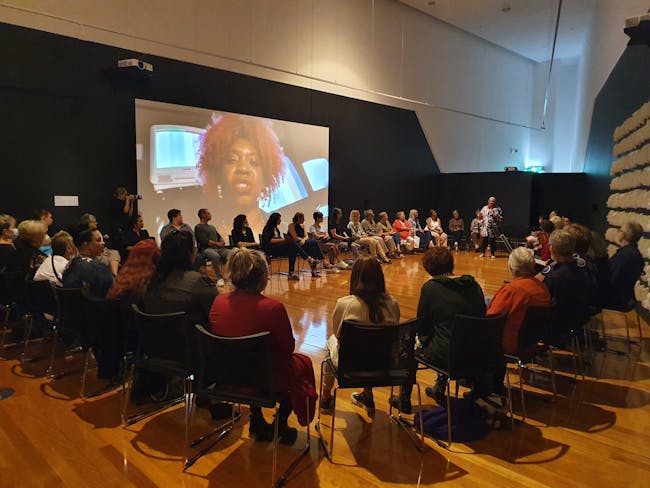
(1, 251, 649, 487)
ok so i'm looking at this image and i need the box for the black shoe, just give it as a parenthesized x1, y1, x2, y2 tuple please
(351, 392, 375, 415)
(249, 415, 274, 442)
(278, 417, 298, 445)
(320, 397, 334, 414)
(425, 383, 446, 404)
(389, 395, 412, 414)
(209, 402, 233, 420)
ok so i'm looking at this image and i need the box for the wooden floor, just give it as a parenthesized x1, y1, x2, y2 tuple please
(1, 252, 649, 487)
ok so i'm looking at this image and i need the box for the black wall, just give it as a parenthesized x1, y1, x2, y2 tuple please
(0, 23, 437, 229)
(584, 43, 650, 232)
(435, 172, 591, 238)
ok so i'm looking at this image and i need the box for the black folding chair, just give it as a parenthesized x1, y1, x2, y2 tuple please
(48, 287, 98, 397)
(0, 270, 28, 350)
(504, 305, 556, 420)
(316, 319, 423, 462)
(80, 293, 125, 396)
(186, 325, 311, 487)
(416, 313, 508, 447)
(21, 279, 57, 364)
(259, 233, 288, 276)
(122, 305, 194, 429)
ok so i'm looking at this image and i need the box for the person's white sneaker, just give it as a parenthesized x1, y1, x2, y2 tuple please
(216, 278, 226, 287)
(336, 261, 349, 270)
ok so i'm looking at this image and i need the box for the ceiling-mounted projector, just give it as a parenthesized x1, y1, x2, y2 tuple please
(117, 58, 153, 73)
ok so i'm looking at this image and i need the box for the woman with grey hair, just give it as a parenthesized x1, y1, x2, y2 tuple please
(487, 247, 551, 355)
(208, 247, 307, 445)
(608, 221, 644, 310)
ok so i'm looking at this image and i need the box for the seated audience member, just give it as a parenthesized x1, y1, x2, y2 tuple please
(533, 219, 554, 262)
(309, 211, 346, 270)
(34, 231, 75, 286)
(487, 247, 551, 356)
(320, 256, 400, 414)
(587, 231, 610, 309)
(565, 223, 599, 305)
(377, 211, 402, 251)
(607, 222, 644, 310)
(538, 230, 592, 341)
(0, 214, 17, 270)
(107, 239, 160, 307)
(144, 231, 218, 325)
(160, 208, 195, 242)
(287, 212, 325, 277)
(391, 247, 486, 412)
(448, 210, 465, 250)
(63, 229, 115, 298)
(550, 215, 564, 230)
(470, 209, 483, 252)
(78, 213, 121, 276)
(393, 211, 418, 252)
(408, 209, 432, 250)
(231, 214, 260, 249)
(13, 220, 47, 276)
(361, 209, 402, 259)
(209, 247, 304, 445)
(122, 215, 150, 253)
(261, 212, 312, 281)
(328, 207, 359, 258)
(425, 209, 448, 248)
(195, 208, 230, 287)
(34, 209, 54, 255)
(348, 210, 391, 264)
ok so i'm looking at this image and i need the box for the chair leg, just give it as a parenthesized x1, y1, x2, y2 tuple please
(46, 326, 60, 379)
(441, 378, 452, 448)
(183, 375, 194, 470)
(80, 348, 92, 398)
(518, 362, 526, 422)
(1, 306, 11, 350)
(276, 397, 312, 487)
(120, 355, 134, 425)
(548, 348, 557, 401)
(504, 364, 515, 429)
(20, 314, 34, 364)
(635, 309, 643, 342)
(328, 386, 338, 461)
(271, 405, 279, 487)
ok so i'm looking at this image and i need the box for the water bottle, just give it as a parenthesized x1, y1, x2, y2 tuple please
(486, 245, 491, 258)
(454, 241, 459, 252)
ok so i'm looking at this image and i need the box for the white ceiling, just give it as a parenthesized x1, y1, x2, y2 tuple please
(399, 0, 593, 62)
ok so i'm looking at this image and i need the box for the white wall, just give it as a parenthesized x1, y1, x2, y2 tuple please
(1, 0, 620, 174)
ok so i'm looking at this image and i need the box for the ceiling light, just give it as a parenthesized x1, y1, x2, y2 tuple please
(501, 5, 511, 12)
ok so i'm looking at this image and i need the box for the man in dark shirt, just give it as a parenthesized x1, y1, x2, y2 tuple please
(109, 186, 138, 236)
(608, 222, 645, 310)
(194, 209, 230, 287)
(539, 229, 592, 341)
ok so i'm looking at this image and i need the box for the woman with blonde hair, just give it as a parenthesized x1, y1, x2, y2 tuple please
(348, 209, 391, 264)
(13, 220, 47, 275)
(209, 247, 307, 445)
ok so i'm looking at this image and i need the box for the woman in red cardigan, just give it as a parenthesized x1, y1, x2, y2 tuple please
(209, 247, 299, 445)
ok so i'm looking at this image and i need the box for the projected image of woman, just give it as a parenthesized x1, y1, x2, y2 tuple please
(197, 113, 287, 236)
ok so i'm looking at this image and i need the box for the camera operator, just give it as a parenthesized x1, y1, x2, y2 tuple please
(109, 186, 140, 234)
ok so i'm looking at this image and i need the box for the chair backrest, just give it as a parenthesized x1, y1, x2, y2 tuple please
(228, 235, 235, 247)
(53, 287, 86, 340)
(194, 324, 276, 397)
(27, 280, 57, 317)
(0, 270, 28, 308)
(517, 305, 555, 354)
(447, 314, 507, 377)
(131, 304, 191, 371)
(337, 319, 418, 387)
(81, 292, 123, 346)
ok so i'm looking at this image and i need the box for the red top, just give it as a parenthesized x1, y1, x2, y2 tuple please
(538, 232, 551, 261)
(392, 219, 412, 240)
(487, 276, 551, 355)
(209, 291, 295, 390)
